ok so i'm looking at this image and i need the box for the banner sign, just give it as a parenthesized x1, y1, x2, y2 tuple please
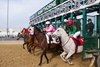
(30, 0, 97, 24)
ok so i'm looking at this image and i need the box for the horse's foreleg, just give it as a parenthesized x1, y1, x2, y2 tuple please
(32, 46, 36, 55)
(60, 52, 67, 62)
(65, 51, 75, 64)
(17, 37, 20, 40)
(38, 49, 44, 66)
(23, 43, 26, 49)
(27, 43, 31, 53)
(44, 49, 49, 64)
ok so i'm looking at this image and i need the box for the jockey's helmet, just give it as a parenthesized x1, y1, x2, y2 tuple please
(67, 20, 73, 25)
(46, 21, 50, 25)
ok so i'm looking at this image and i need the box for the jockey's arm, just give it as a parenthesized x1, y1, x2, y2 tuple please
(46, 25, 53, 32)
(72, 26, 77, 34)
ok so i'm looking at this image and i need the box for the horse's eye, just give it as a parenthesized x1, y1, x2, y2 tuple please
(57, 30, 59, 31)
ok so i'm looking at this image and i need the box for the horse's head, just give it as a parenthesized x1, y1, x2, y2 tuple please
(34, 26, 43, 35)
(53, 27, 68, 37)
(17, 32, 23, 40)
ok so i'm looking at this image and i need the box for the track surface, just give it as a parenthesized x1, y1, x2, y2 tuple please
(0, 41, 95, 67)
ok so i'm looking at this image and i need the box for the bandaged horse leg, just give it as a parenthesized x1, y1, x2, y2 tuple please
(65, 50, 75, 64)
(51, 37, 57, 43)
(60, 52, 67, 62)
(73, 31, 81, 39)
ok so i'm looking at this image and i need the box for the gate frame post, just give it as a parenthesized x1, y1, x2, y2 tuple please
(82, 8, 87, 37)
(55, 17, 58, 29)
(61, 15, 64, 28)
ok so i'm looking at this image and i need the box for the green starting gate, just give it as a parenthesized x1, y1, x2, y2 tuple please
(30, 0, 100, 58)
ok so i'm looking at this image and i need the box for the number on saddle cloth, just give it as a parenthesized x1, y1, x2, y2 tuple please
(51, 35, 60, 44)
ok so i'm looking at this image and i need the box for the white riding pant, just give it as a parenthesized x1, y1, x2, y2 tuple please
(46, 32, 52, 36)
(46, 32, 57, 44)
(73, 31, 81, 38)
(46, 32, 52, 43)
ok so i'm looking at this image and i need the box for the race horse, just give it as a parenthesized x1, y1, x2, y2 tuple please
(17, 29, 35, 54)
(32, 25, 61, 65)
(53, 27, 95, 67)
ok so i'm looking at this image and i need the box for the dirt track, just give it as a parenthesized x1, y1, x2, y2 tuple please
(0, 41, 95, 67)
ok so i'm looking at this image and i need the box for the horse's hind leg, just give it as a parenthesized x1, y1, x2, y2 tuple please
(89, 54, 95, 67)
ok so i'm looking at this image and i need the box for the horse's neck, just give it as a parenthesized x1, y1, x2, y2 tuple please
(61, 33, 70, 46)
(35, 32, 46, 43)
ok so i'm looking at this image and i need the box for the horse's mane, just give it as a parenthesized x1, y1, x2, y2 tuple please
(34, 26, 42, 33)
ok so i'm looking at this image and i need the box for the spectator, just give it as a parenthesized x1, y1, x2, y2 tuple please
(86, 19, 94, 36)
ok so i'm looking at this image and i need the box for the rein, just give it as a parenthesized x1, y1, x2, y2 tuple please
(34, 31, 45, 44)
(33, 32, 40, 43)
(62, 37, 70, 47)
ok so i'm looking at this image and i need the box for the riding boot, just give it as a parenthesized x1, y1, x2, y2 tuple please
(48, 35, 51, 49)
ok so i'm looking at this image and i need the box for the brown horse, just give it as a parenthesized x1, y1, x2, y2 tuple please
(17, 29, 35, 54)
(32, 26, 61, 65)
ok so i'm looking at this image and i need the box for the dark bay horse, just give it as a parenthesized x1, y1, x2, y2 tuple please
(33, 26, 61, 65)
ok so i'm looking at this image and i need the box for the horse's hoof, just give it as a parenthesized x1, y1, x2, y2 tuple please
(69, 62, 74, 65)
(47, 61, 49, 64)
(33, 53, 35, 56)
(89, 65, 93, 67)
(23, 47, 25, 49)
(38, 63, 41, 66)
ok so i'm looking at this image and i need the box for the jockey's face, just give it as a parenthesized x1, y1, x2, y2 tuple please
(46, 24, 50, 26)
(68, 25, 72, 28)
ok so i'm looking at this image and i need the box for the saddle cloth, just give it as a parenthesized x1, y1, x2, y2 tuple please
(46, 34, 60, 44)
(72, 37, 84, 46)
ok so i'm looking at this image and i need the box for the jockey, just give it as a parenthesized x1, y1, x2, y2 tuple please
(67, 18, 81, 39)
(45, 21, 56, 44)
(45, 21, 55, 35)
(22, 28, 30, 35)
(21, 28, 30, 39)
(29, 26, 34, 36)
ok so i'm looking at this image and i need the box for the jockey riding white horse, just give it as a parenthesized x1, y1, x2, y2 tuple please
(53, 27, 95, 67)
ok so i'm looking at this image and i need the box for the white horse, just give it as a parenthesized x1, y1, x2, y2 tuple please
(53, 27, 95, 67)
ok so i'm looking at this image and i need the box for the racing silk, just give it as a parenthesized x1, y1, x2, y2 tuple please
(46, 25, 55, 33)
(68, 25, 77, 34)
(29, 27, 34, 35)
(24, 28, 30, 34)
